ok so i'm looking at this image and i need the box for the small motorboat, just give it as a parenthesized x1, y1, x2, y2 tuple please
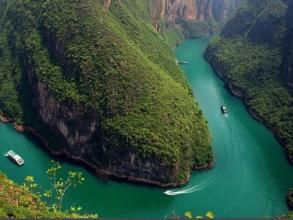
(6, 150, 24, 166)
(221, 105, 228, 114)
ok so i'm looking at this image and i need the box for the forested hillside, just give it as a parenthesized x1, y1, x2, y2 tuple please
(0, 0, 212, 187)
(205, 0, 293, 211)
(205, 0, 293, 164)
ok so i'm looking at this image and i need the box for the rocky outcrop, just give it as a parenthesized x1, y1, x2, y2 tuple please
(27, 68, 182, 187)
(153, 0, 242, 36)
(153, 0, 241, 23)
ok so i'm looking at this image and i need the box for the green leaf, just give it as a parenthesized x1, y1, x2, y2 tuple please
(184, 211, 193, 219)
(205, 211, 214, 219)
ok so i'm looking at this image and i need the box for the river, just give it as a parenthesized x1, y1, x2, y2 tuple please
(0, 39, 292, 218)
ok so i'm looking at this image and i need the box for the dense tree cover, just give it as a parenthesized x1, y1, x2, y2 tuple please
(0, 0, 212, 183)
(206, 0, 293, 163)
(206, 1, 293, 212)
(206, 37, 293, 155)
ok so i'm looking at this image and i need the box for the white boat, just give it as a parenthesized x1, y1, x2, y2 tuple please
(221, 105, 228, 114)
(6, 150, 24, 166)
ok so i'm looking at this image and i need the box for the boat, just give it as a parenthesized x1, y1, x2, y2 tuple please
(178, 61, 189, 64)
(221, 105, 228, 114)
(6, 150, 24, 166)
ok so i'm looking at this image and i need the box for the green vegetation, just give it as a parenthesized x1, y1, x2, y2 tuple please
(175, 18, 218, 39)
(165, 211, 215, 219)
(280, 212, 293, 219)
(0, 0, 212, 184)
(206, 0, 293, 163)
(158, 19, 185, 46)
(206, 37, 293, 155)
(24, 161, 86, 213)
(0, 162, 96, 218)
(205, 0, 293, 211)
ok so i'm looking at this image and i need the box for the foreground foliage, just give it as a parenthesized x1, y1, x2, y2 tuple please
(0, 164, 96, 218)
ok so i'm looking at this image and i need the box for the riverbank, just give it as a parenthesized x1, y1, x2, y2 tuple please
(0, 115, 213, 188)
(204, 51, 293, 165)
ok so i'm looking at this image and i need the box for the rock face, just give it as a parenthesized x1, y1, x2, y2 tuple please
(153, 0, 242, 38)
(153, 0, 241, 23)
(28, 70, 178, 186)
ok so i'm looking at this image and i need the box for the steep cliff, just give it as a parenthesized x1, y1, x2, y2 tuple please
(152, 0, 242, 45)
(205, 0, 293, 163)
(0, 0, 212, 187)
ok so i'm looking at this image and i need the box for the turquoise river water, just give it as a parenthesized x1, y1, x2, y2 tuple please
(0, 39, 292, 218)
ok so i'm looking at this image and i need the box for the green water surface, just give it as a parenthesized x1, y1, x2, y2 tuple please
(0, 39, 292, 218)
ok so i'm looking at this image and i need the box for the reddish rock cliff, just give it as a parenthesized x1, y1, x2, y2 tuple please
(152, 0, 242, 39)
(154, 0, 241, 23)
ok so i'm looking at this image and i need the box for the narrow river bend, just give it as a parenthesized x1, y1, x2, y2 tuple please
(0, 39, 292, 218)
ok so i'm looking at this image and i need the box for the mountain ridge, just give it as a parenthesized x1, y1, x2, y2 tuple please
(0, 0, 213, 187)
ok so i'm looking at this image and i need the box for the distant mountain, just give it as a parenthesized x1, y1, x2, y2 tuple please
(152, 0, 243, 45)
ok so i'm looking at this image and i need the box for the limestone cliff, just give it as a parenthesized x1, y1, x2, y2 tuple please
(152, 0, 242, 41)
(153, 0, 241, 23)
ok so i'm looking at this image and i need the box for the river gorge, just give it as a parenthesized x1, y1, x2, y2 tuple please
(0, 39, 292, 218)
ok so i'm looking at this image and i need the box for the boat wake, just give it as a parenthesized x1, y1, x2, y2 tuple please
(164, 184, 203, 196)
(3, 152, 8, 157)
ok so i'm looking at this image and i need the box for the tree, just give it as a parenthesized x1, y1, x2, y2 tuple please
(23, 161, 92, 217)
